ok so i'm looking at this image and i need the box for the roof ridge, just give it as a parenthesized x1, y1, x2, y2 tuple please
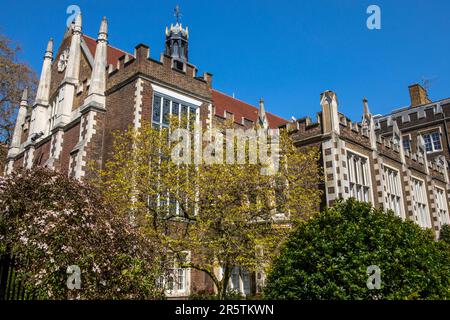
(212, 89, 287, 121)
(212, 89, 258, 110)
(83, 34, 133, 57)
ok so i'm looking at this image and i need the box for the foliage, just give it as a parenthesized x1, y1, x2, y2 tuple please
(439, 224, 450, 245)
(97, 119, 321, 299)
(0, 33, 37, 144)
(0, 168, 164, 300)
(0, 142, 6, 175)
(264, 199, 450, 300)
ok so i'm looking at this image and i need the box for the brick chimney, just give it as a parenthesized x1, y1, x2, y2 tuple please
(408, 83, 431, 108)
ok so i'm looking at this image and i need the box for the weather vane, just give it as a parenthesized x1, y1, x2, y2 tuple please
(174, 4, 182, 23)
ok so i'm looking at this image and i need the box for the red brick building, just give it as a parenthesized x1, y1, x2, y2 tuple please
(6, 9, 450, 299)
(3, 11, 286, 298)
(4, 13, 285, 180)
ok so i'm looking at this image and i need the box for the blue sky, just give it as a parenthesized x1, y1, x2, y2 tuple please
(1, 0, 449, 121)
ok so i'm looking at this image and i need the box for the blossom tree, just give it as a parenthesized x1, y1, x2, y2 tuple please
(0, 168, 164, 300)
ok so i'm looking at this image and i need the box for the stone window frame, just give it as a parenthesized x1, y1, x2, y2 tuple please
(383, 164, 405, 219)
(411, 176, 431, 229)
(346, 149, 373, 204)
(434, 186, 450, 229)
(151, 93, 199, 130)
(162, 251, 191, 298)
(418, 126, 443, 154)
(402, 133, 412, 153)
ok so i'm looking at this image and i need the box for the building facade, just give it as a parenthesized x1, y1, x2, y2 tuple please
(3, 11, 285, 298)
(4, 9, 450, 298)
(285, 85, 450, 239)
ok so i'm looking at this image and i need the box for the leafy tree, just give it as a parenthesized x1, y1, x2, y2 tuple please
(0, 142, 6, 175)
(265, 199, 450, 300)
(98, 120, 321, 299)
(439, 224, 450, 245)
(0, 33, 37, 144)
(0, 168, 164, 300)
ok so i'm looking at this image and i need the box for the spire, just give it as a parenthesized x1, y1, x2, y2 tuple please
(34, 38, 53, 105)
(258, 98, 269, 129)
(320, 90, 340, 135)
(87, 16, 108, 101)
(99, 16, 108, 37)
(45, 38, 54, 57)
(8, 87, 30, 157)
(362, 97, 372, 125)
(363, 97, 370, 118)
(64, 11, 82, 82)
(361, 97, 378, 150)
(74, 11, 82, 34)
(21, 87, 28, 104)
(165, 5, 189, 63)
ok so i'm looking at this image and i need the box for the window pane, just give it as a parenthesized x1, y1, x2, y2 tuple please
(423, 134, 433, 152)
(162, 98, 171, 125)
(181, 105, 189, 128)
(153, 95, 162, 123)
(189, 107, 197, 128)
(172, 102, 180, 118)
(432, 132, 442, 151)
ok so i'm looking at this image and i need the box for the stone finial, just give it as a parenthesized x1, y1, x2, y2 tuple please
(98, 16, 108, 41)
(320, 90, 340, 135)
(21, 87, 28, 104)
(73, 12, 82, 34)
(45, 38, 54, 59)
(258, 98, 269, 129)
(46, 38, 54, 54)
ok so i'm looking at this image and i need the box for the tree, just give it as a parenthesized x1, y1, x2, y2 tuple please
(97, 120, 321, 299)
(264, 199, 450, 300)
(0, 168, 164, 300)
(439, 224, 450, 245)
(0, 142, 6, 175)
(0, 33, 37, 145)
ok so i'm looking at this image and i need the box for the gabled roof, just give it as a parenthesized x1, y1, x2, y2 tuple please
(81, 36, 287, 128)
(212, 90, 287, 129)
(82, 35, 132, 66)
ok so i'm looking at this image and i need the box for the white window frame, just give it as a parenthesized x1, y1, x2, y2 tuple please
(421, 130, 442, 154)
(346, 150, 373, 204)
(435, 186, 450, 229)
(163, 251, 191, 298)
(150, 87, 201, 217)
(411, 176, 431, 229)
(383, 164, 405, 219)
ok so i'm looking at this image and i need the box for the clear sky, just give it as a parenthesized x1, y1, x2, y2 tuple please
(1, 0, 449, 121)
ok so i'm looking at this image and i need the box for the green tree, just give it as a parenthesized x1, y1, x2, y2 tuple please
(98, 120, 321, 299)
(265, 199, 450, 300)
(439, 224, 450, 245)
(0, 168, 164, 300)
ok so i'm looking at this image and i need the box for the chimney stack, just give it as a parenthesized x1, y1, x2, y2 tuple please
(409, 83, 431, 108)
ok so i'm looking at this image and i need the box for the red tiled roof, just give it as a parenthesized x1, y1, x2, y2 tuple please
(82, 35, 132, 66)
(81, 36, 287, 128)
(212, 90, 287, 129)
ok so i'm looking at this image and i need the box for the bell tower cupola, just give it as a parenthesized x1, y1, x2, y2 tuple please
(165, 5, 189, 63)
